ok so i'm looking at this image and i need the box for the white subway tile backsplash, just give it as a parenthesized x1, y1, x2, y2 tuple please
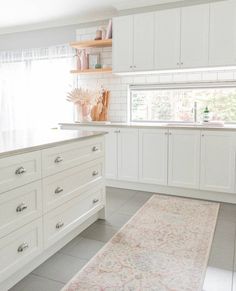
(160, 74, 173, 83)
(173, 73, 187, 82)
(187, 73, 202, 82)
(217, 71, 234, 80)
(146, 75, 160, 84)
(202, 71, 218, 81)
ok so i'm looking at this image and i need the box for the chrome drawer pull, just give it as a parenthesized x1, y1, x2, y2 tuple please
(56, 222, 64, 229)
(16, 203, 28, 213)
(18, 242, 29, 253)
(55, 187, 63, 194)
(92, 170, 99, 176)
(92, 146, 99, 152)
(15, 167, 26, 175)
(54, 156, 63, 164)
(93, 198, 99, 204)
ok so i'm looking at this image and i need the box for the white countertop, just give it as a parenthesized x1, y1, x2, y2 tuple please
(0, 129, 106, 158)
(59, 121, 236, 131)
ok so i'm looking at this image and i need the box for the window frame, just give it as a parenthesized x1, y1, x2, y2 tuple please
(129, 81, 236, 124)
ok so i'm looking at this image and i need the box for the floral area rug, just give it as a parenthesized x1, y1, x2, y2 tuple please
(62, 194, 219, 291)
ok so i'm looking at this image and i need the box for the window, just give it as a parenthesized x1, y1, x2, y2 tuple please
(130, 84, 236, 123)
(0, 45, 74, 132)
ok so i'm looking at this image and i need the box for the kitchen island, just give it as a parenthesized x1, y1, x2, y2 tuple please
(0, 129, 106, 291)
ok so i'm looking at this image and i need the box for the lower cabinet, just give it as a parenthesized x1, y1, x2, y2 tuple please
(60, 124, 236, 195)
(200, 131, 235, 193)
(117, 128, 139, 181)
(168, 129, 201, 189)
(0, 219, 43, 282)
(139, 129, 168, 185)
(44, 186, 105, 247)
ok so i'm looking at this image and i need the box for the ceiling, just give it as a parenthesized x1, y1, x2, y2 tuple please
(0, 0, 184, 34)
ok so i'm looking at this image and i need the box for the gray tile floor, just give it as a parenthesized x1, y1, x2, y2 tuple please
(10, 187, 236, 291)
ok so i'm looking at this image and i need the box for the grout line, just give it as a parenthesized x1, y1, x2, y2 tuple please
(30, 273, 66, 285)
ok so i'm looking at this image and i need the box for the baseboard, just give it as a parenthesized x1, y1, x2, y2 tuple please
(106, 179, 236, 204)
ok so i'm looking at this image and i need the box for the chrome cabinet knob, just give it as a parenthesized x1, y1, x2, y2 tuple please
(92, 170, 99, 176)
(55, 187, 63, 194)
(15, 167, 26, 175)
(16, 203, 28, 213)
(93, 198, 99, 204)
(56, 222, 64, 229)
(18, 242, 29, 253)
(54, 156, 63, 164)
(92, 146, 99, 152)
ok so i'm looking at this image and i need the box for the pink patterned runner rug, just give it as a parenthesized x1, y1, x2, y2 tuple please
(62, 194, 219, 291)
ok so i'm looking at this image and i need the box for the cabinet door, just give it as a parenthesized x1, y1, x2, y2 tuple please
(155, 8, 181, 70)
(112, 16, 133, 73)
(168, 130, 200, 189)
(105, 128, 118, 179)
(181, 4, 209, 68)
(118, 129, 139, 181)
(200, 131, 235, 193)
(139, 129, 168, 185)
(133, 13, 154, 72)
(209, 0, 236, 66)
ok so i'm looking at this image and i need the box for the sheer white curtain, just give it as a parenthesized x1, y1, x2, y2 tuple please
(0, 45, 75, 132)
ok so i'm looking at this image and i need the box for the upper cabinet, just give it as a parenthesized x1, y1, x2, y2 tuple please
(209, 0, 236, 66)
(112, 16, 133, 73)
(181, 4, 209, 68)
(155, 8, 181, 70)
(133, 13, 155, 72)
(113, 0, 236, 73)
(113, 13, 154, 73)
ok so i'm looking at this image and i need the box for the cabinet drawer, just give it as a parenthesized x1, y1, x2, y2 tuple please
(0, 181, 42, 238)
(43, 159, 104, 212)
(0, 151, 41, 194)
(42, 137, 104, 177)
(44, 186, 105, 247)
(0, 219, 43, 282)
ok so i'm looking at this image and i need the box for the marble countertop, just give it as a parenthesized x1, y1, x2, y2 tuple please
(59, 121, 236, 131)
(0, 129, 106, 158)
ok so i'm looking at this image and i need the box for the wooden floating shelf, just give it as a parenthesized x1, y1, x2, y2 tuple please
(70, 39, 112, 49)
(70, 67, 112, 74)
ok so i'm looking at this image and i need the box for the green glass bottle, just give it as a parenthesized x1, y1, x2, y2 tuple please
(203, 106, 210, 123)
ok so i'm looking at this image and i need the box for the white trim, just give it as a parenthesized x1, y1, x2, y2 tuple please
(106, 179, 236, 204)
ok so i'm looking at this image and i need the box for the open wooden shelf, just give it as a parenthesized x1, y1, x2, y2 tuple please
(70, 39, 112, 49)
(70, 67, 112, 74)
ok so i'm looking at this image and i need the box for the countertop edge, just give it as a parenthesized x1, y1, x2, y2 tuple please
(59, 122, 236, 132)
(0, 131, 106, 159)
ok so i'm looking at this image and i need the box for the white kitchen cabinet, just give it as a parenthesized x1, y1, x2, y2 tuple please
(181, 4, 209, 68)
(155, 8, 181, 70)
(104, 128, 118, 179)
(60, 125, 118, 180)
(112, 15, 133, 73)
(209, 0, 236, 66)
(139, 129, 168, 185)
(117, 128, 139, 181)
(168, 130, 201, 189)
(113, 13, 154, 73)
(200, 131, 235, 193)
(133, 13, 154, 72)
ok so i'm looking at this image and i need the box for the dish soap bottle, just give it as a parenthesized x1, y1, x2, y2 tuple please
(203, 106, 210, 123)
